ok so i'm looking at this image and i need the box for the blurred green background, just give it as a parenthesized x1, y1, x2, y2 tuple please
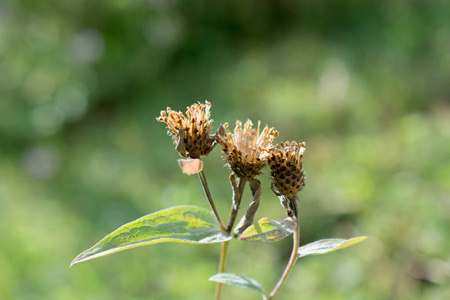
(1, 0, 449, 299)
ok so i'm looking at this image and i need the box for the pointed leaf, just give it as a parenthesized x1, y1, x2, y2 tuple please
(240, 217, 296, 242)
(71, 205, 231, 266)
(209, 273, 266, 300)
(298, 236, 369, 258)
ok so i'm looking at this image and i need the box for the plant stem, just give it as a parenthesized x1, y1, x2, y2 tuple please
(267, 215, 300, 300)
(214, 241, 230, 300)
(226, 176, 246, 232)
(233, 179, 261, 237)
(215, 175, 246, 300)
(197, 170, 227, 232)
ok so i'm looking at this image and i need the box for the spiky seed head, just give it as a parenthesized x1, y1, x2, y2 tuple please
(268, 141, 306, 197)
(217, 120, 278, 180)
(157, 101, 215, 158)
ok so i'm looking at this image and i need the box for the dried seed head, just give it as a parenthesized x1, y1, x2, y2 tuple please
(268, 141, 306, 197)
(156, 101, 215, 158)
(217, 120, 278, 180)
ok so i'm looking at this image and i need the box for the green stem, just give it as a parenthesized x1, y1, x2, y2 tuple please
(226, 176, 246, 232)
(214, 241, 230, 300)
(197, 170, 227, 232)
(267, 216, 300, 300)
(215, 175, 246, 300)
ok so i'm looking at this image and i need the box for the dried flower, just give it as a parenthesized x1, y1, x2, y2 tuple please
(157, 101, 216, 158)
(217, 120, 278, 180)
(268, 141, 306, 197)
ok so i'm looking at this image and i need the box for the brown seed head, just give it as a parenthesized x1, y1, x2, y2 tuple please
(217, 120, 278, 180)
(268, 141, 306, 197)
(156, 101, 215, 158)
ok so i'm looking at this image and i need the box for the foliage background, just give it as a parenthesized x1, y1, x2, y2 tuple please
(1, 0, 449, 299)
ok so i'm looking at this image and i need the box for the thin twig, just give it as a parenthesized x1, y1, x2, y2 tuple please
(197, 170, 227, 232)
(226, 174, 246, 233)
(268, 201, 300, 300)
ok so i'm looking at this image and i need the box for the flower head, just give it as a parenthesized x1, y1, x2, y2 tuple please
(157, 101, 215, 158)
(217, 120, 278, 180)
(268, 141, 306, 197)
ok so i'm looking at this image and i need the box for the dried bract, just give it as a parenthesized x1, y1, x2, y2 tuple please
(157, 101, 216, 158)
(218, 120, 278, 180)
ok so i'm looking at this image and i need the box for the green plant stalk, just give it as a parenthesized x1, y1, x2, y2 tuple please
(232, 179, 261, 237)
(267, 216, 300, 300)
(226, 177, 246, 232)
(215, 176, 246, 300)
(198, 170, 227, 232)
(214, 241, 230, 300)
(198, 168, 227, 299)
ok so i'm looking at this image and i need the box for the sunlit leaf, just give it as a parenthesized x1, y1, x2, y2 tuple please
(71, 205, 231, 266)
(297, 236, 369, 258)
(178, 158, 203, 175)
(209, 273, 266, 300)
(240, 217, 296, 242)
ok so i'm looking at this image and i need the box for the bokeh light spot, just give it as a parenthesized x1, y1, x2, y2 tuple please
(23, 146, 60, 179)
(318, 58, 350, 104)
(31, 104, 64, 135)
(143, 15, 182, 49)
(24, 17, 59, 52)
(54, 82, 89, 122)
(73, 30, 105, 64)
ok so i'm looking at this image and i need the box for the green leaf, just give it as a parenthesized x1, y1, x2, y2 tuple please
(71, 205, 231, 266)
(240, 217, 296, 242)
(297, 236, 369, 258)
(209, 273, 266, 300)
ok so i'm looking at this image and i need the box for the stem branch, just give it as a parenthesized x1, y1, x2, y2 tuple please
(226, 175, 246, 232)
(198, 170, 226, 232)
(215, 175, 246, 300)
(268, 209, 300, 299)
(233, 179, 261, 237)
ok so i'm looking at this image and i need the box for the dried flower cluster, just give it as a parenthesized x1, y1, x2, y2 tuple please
(157, 101, 216, 159)
(157, 101, 306, 198)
